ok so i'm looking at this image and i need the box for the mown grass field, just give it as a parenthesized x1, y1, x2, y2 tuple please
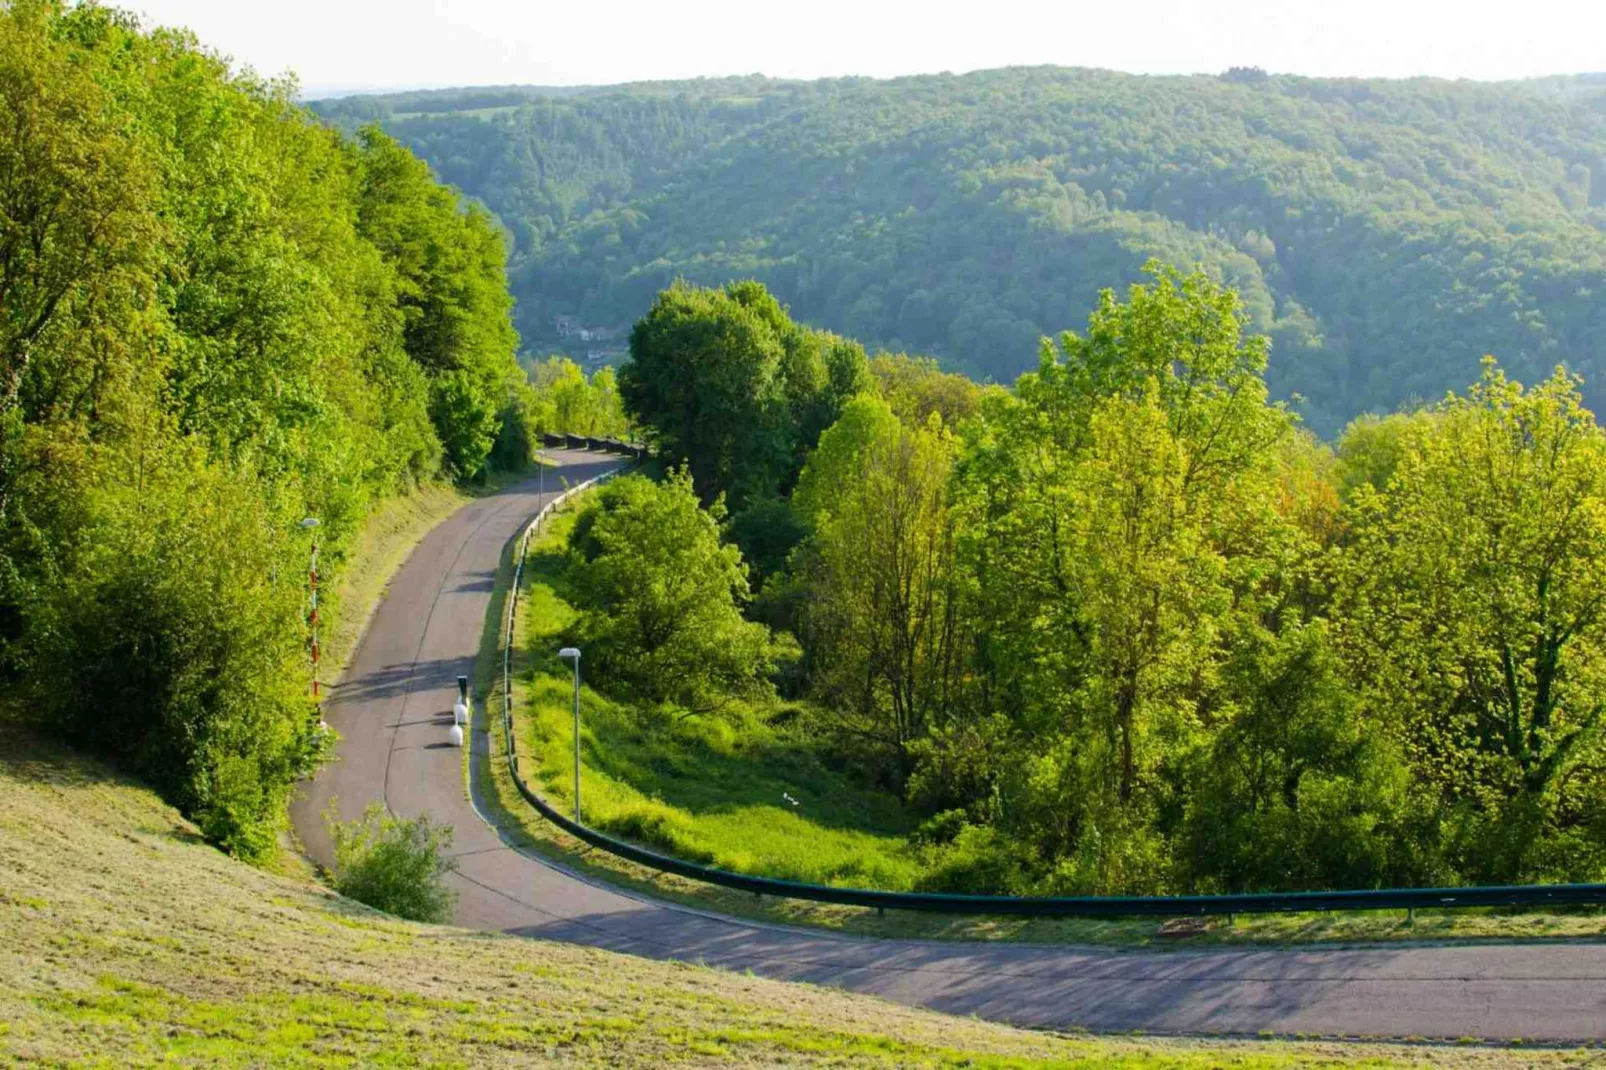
(7, 731, 1573, 1067)
(490, 493, 1606, 951)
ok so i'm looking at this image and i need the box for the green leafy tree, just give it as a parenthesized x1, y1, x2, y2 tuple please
(1335, 362, 1606, 881)
(941, 268, 1312, 892)
(724, 496, 810, 588)
(491, 378, 544, 470)
(1179, 622, 1416, 892)
(795, 396, 962, 775)
(956, 266, 1291, 734)
(541, 356, 599, 435)
(524, 356, 632, 437)
(566, 471, 776, 712)
(620, 280, 858, 508)
(791, 394, 902, 529)
(1334, 411, 1437, 500)
(589, 365, 629, 438)
(41, 440, 317, 863)
(781, 330, 871, 482)
(0, 1, 160, 516)
(354, 126, 520, 476)
(620, 281, 791, 508)
(0, 3, 526, 861)
(429, 368, 501, 477)
(870, 354, 988, 429)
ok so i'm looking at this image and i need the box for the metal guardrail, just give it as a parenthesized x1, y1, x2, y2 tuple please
(500, 455, 627, 749)
(540, 432, 648, 461)
(497, 460, 1606, 919)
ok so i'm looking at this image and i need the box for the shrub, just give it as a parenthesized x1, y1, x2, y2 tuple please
(326, 801, 459, 922)
(915, 824, 1035, 895)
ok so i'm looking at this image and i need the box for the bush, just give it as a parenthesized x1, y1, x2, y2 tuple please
(326, 801, 459, 922)
(915, 824, 1035, 895)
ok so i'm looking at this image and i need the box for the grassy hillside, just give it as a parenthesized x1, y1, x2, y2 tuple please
(315, 70, 1606, 434)
(0, 731, 1552, 1068)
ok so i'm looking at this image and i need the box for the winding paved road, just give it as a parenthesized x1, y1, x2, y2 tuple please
(292, 450, 1606, 1043)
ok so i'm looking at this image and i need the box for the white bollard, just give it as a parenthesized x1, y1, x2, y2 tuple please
(448, 722, 464, 748)
(453, 699, 469, 726)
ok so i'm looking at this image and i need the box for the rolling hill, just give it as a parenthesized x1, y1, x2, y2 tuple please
(314, 68, 1606, 434)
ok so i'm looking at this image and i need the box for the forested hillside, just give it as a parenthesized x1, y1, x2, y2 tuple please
(0, 3, 537, 859)
(316, 69, 1606, 434)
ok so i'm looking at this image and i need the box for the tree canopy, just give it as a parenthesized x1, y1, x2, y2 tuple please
(319, 68, 1606, 435)
(620, 280, 867, 511)
(565, 470, 776, 712)
(0, 2, 527, 859)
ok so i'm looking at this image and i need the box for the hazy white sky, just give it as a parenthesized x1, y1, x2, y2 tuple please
(128, 0, 1606, 95)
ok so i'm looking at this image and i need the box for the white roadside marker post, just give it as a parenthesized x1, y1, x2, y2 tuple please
(449, 675, 469, 747)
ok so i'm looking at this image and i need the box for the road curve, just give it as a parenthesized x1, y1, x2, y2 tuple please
(292, 451, 1606, 1043)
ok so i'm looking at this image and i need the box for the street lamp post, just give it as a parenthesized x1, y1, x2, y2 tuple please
(558, 647, 582, 822)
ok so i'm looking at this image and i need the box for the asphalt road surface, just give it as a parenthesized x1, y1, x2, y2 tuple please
(292, 450, 1606, 1042)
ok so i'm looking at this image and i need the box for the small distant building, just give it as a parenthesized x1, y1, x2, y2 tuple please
(554, 315, 580, 337)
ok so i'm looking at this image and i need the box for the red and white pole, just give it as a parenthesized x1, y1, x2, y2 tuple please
(309, 539, 319, 704)
(300, 516, 323, 725)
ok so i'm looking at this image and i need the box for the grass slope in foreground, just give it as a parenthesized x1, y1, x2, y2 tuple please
(0, 734, 1546, 1068)
(488, 494, 1606, 950)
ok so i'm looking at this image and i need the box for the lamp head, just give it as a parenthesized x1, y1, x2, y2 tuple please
(558, 647, 581, 660)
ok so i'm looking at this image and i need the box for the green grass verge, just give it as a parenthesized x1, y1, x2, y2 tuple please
(6, 732, 1558, 1067)
(479, 491, 1606, 951)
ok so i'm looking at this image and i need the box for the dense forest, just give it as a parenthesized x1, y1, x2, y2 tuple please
(315, 69, 1606, 435)
(0, 2, 613, 860)
(558, 273, 1606, 896)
